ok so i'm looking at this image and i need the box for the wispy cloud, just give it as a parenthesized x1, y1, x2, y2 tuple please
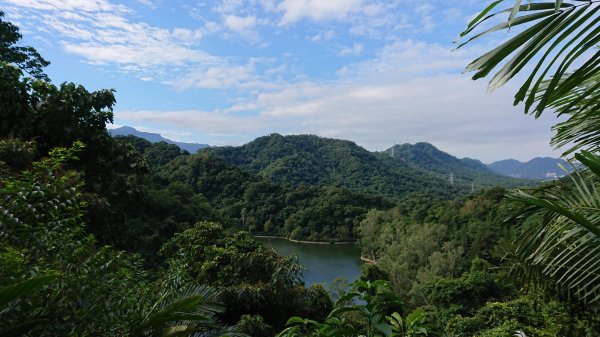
(309, 30, 335, 42)
(338, 42, 363, 56)
(275, 0, 364, 25)
(115, 39, 559, 162)
(5, 0, 221, 79)
(2, 0, 560, 161)
(135, 0, 158, 10)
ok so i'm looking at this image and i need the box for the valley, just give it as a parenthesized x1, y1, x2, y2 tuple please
(2, 4, 599, 337)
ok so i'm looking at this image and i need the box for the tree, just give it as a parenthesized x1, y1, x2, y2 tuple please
(0, 11, 49, 80)
(276, 281, 426, 337)
(459, 0, 600, 304)
(458, 0, 600, 156)
(160, 222, 333, 332)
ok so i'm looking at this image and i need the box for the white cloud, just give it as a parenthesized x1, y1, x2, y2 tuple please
(6, 0, 221, 79)
(135, 0, 157, 9)
(224, 14, 257, 31)
(168, 57, 284, 91)
(338, 42, 363, 56)
(213, 0, 245, 14)
(309, 30, 335, 42)
(171, 64, 255, 90)
(61, 41, 215, 67)
(276, 0, 364, 25)
(2, 0, 130, 13)
(223, 14, 262, 41)
(115, 39, 560, 162)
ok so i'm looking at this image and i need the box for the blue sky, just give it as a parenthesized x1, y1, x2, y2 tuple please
(2, 0, 563, 162)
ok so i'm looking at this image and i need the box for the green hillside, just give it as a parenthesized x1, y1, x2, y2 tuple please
(156, 149, 393, 241)
(205, 134, 461, 198)
(3, 9, 599, 337)
(205, 134, 532, 197)
(384, 142, 535, 189)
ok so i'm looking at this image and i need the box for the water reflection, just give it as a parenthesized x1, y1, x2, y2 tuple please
(256, 237, 363, 286)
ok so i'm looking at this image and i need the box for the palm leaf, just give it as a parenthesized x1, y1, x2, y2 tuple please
(0, 273, 59, 308)
(508, 151, 600, 304)
(133, 284, 226, 337)
(458, 0, 600, 155)
(0, 274, 59, 337)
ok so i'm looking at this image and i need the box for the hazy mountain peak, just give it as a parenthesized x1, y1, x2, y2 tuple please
(109, 126, 209, 153)
(487, 157, 571, 180)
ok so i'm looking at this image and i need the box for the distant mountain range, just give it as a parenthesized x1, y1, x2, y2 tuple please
(384, 142, 528, 187)
(111, 126, 563, 186)
(205, 134, 534, 197)
(109, 126, 209, 153)
(487, 157, 573, 180)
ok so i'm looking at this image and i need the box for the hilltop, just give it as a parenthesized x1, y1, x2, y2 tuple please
(204, 134, 533, 197)
(109, 126, 209, 153)
(488, 157, 573, 179)
(384, 142, 532, 188)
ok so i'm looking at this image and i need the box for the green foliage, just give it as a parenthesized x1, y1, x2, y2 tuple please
(356, 189, 513, 305)
(508, 151, 600, 304)
(0, 140, 243, 337)
(160, 221, 333, 331)
(360, 264, 390, 283)
(161, 221, 302, 287)
(0, 273, 59, 337)
(445, 291, 599, 337)
(158, 152, 392, 242)
(276, 281, 426, 337)
(0, 21, 149, 253)
(0, 142, 147, 336)
(0, 138, 36, 170)
(387, 310, 429, 337)
(420, 258, 511, 325)
(206, 134, 466, 198)
(237, 314, 275, 337)
(0, 56, 152, 254)
(0, 11, 49, 80)
(461, 0, 600, 309)
(116, 136, 188, 168)
(133, 284, 245, 337)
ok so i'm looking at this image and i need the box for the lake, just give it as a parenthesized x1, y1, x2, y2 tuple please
(256, 237, 363, 286)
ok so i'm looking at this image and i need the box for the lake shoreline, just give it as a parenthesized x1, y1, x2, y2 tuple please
(360, 256, 377, 264)
(256, 235, 363, 286)
(254, 235, 356, 245)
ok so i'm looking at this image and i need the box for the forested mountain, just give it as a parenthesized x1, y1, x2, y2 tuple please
(205, 134, 532, 196)
(154, 147, 393, 241)
(0, 15, 335, 336)
(488, 157, 573, 179)
(383, 142, 533, 188)
(3, 7, 599, 337)
(205, 134, 437, 196)
(110, 126, 209, 153)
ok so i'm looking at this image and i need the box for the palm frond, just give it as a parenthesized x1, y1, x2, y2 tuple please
(508, 151, 600, 304)
(0, 273, 59, 308)
(458, 0, 600, 155)
(133, 284, 226, 337)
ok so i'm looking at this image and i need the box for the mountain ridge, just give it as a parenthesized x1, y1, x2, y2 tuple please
(382, 142, 532, 188)
(204, 133, 533, 197)
(488, 157, 572, 179)
(109, 126, 209, 153)
(205, 133, 457, 198)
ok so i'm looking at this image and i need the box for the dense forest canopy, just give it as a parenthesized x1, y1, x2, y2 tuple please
(1, 2, 600, 337)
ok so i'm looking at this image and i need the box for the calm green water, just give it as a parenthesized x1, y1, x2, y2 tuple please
(256, 237, 363, 286)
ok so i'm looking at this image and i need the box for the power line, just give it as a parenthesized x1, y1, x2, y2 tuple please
(394, 154, 480, 193)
